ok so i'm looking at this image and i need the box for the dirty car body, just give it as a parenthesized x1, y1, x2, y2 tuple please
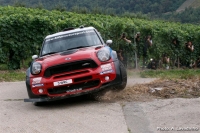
(24, 26, 127, 104)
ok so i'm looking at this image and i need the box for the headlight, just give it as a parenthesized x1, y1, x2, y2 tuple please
(31, 62, 42, 75)
(97, 47, 111, 62)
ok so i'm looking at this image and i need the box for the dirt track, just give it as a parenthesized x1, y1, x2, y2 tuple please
(101, 77, 200, 102)
(100, 77, 200, 133)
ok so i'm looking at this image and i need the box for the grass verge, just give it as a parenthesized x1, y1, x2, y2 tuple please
(0, 70, 26, 82)
(140, 69, 200, 79)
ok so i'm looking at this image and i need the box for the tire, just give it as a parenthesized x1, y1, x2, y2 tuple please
(26, 77, 44, 106)
(26, 85, 44, 106)
(33, 102, 45, 106)
(113, 61, 127, 91)
(26, 81, 39, 98)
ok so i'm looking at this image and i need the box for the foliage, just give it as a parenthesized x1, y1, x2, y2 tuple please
(0, 0, 185, 14)
(0, 6, 200, 69)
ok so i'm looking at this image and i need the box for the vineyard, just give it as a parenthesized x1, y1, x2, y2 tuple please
(0, 6, 200, 69)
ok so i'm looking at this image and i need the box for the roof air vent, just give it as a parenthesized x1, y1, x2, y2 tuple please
(62, 27, 74, 31)
(79, 25, 84, 28)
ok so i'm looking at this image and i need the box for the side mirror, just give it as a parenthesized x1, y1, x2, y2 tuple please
(32, 55, 38, 60)
(106, 40, 113, 46)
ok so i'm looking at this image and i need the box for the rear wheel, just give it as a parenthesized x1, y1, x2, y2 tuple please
(113, 61, 127, 91)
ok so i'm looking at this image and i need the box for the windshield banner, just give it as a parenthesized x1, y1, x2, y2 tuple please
(46, 30, 94, 42)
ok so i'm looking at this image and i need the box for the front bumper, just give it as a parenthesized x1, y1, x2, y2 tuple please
(24, 60, 122, 102)
(24, 82, 113, 102)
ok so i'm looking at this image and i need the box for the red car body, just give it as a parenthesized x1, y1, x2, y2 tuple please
(24, 26, 127, 104)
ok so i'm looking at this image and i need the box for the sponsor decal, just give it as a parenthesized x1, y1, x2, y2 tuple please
(66, 88, 82, 93)
(46, 30, 94, 42)
(65, 57, 71, 60)
(100, 70, 113, 75)
(32, 84, 44, 88)
(32, 77, 42, 84)
(101, 63, 112, 71)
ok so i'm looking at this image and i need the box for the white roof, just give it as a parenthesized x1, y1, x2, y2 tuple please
(45, 26, 96, 39)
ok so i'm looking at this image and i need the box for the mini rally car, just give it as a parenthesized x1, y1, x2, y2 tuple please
(24, 26, 127, 105)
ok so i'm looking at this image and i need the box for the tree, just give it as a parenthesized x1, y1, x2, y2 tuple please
(13, 0, 26, 7)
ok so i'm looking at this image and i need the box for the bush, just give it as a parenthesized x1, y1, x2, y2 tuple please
(0, 6, 200, 69)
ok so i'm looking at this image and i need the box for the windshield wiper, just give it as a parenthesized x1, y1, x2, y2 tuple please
(67, 46, 90, 50)
(42, 52, 58, 56)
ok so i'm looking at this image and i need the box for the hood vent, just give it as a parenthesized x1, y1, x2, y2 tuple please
(60, 49, 78, 56)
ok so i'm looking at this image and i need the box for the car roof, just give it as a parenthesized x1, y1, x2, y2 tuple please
(45, 26, 96, 39)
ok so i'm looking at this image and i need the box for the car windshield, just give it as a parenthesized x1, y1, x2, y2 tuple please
(41, 30, 102, 56)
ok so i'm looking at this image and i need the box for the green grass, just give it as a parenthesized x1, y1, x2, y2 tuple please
(127, 69, 141, 77)
(0, 70, 26, 82)
(0, 64, 8, 70)
(0, 59, 30, 82)
(140, 69, 200, 79)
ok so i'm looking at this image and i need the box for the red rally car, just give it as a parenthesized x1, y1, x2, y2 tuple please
(24, 26, 127, 105)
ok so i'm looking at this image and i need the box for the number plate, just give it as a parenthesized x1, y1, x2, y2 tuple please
(53, 79, 73, 86)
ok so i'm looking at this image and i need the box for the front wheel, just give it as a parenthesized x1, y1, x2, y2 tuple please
(113, 61, 127, 91)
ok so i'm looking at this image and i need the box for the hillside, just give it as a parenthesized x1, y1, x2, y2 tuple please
(162, 0, 200, 23)
(176, 0, 196, 12)
(190, 0, 200, 7)
(0, 0, 185, 14)
(0, 0, 199, 24)
(176, 0, 200, 12)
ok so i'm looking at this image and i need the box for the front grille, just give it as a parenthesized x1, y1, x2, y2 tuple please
(44, 59, 98, 77)
(48, 80, 100, 95)
(54, 70, 89, 79)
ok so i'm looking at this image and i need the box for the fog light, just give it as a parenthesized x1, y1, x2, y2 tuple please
(38, 89, 44, 94)
(105, 76, 110, 81)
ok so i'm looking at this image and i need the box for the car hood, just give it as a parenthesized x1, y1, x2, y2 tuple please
(36, 46, 102, 68)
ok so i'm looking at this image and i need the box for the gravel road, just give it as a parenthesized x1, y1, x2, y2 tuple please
(0, 78, 200, 133)
(123, 98, 200, 133)
(0, 82, 128, 133)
